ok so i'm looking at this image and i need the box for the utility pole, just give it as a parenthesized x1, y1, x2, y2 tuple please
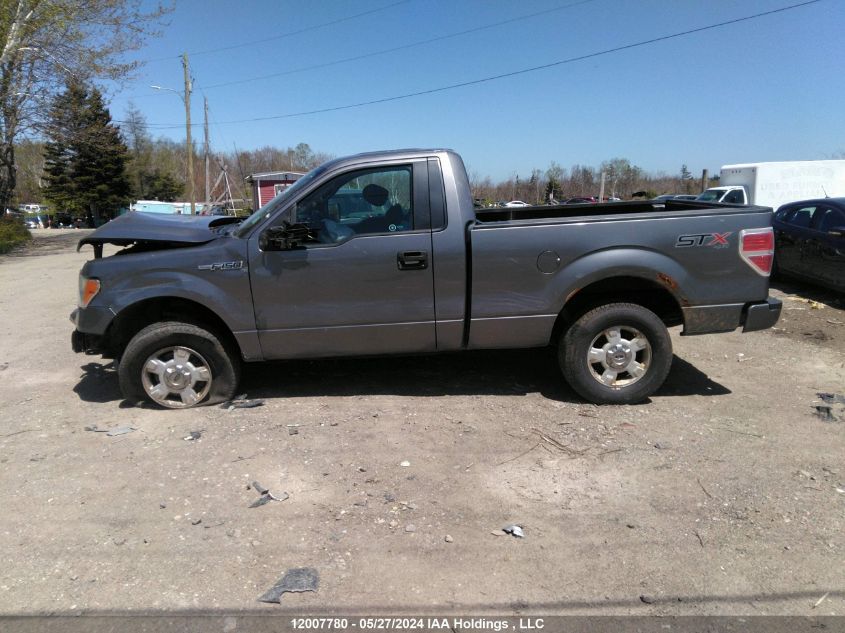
(204, 96, 210, 205)
(598, 171, 606, 203)
(182, 52, 195, 215)
(700, 169, 709, 194)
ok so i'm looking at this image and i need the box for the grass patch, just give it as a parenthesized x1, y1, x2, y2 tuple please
(0, 217, 32, 254)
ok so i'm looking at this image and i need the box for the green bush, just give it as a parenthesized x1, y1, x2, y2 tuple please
(0, 217, 32, 254)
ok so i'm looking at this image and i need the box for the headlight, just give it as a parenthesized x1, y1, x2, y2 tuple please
(79, 275, 101, 308)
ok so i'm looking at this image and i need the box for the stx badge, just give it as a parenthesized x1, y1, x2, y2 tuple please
(198, 260, 244, 271)
(675, 232, 732, 248)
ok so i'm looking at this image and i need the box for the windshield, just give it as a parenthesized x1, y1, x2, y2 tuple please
(234, 164, 329, 238)
(696, 189, 726, 202)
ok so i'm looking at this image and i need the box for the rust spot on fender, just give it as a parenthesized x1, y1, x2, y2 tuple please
(656, 273, 678, 291)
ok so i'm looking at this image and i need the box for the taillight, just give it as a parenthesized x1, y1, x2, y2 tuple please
(739, 228, 774, 276)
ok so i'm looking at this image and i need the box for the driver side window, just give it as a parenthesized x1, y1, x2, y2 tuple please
(293, 165, 414, 244)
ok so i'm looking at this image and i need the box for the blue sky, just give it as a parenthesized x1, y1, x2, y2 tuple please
(107, 0, 844, 180)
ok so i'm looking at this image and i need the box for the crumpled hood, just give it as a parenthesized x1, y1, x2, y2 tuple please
(78, 212, 240, 250)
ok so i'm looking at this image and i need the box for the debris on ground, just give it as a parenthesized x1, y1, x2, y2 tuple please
(639, 595, 655, 604)
(814, 405, 837, 422)
(191, 518, 202, 525)
(399, 460, 410, 467)
(490, 530, 506, 537)
(249, 480, 289, 508)
(288, 427, 299, 436)
(257, 568, 319, 603)
(813, 592, 830, 609)
(183, 430, 203, 441)
(221, 396, 265, 410)
(502, 524, 525, 538)
(818, 392, 845, 405)
(85, 425, 138, 436)
(404, 524, 416, 533)
(445, 534, 454, 543)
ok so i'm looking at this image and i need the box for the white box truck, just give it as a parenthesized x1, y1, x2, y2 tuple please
(696, 160, 845, 209)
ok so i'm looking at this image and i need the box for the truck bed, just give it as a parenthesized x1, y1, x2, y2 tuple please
(474, 199, 765, 223)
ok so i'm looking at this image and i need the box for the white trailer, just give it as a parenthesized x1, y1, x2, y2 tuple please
(697, 160, 845, 209)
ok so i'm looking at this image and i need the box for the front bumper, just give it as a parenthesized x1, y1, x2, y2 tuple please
(71, 328, 103, 354)
(70, 306, 114, 354)
(682, 297, 782, 335)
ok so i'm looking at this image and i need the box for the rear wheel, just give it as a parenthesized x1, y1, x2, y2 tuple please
(560, 303, 672, 405)
(118, 322, 240, 408)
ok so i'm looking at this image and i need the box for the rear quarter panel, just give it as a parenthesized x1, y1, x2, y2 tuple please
(468, 209, 772, 348)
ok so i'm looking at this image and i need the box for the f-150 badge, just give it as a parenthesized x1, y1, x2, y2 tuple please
(198, 260, 244, 271)
(675, 232, 732, 249)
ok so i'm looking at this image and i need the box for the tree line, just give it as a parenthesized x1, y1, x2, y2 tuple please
(0, 0, 169, 214)
(468, 159, 716, 206)
(12, 96, 334, 216)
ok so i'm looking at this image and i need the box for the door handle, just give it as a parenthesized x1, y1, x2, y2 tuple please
(397, 250, 428, 270)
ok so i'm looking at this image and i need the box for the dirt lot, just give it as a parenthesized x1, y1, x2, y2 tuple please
(0, 229, 843, 616)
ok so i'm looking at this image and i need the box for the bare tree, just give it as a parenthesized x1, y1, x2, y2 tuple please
(0, 0, 171, 210)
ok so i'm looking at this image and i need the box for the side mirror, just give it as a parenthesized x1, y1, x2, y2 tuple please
(260, 221, 311, 251)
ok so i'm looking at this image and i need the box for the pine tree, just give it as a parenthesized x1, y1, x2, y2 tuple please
(43, 81, 131, 221)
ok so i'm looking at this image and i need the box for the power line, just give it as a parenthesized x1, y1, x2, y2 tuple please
(120, 0, 598, 100)
(139, 0, 412, 63)
(201, 0, 600, 90)
(122, 0, 823, 129)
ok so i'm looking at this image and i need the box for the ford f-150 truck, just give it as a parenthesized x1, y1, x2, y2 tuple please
(71, 149, 781, 409)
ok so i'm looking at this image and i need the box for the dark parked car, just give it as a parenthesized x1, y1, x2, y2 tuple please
(773, 198, 845, 292)
(46, 212, 74, 228)
(564, 197, 596, 204)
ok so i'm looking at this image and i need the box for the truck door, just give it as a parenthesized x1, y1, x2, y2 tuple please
(722, 188, 747, 204)
(247, 161, 436, 359)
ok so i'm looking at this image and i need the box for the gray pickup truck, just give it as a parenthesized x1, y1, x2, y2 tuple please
(71, 148, 781, 408)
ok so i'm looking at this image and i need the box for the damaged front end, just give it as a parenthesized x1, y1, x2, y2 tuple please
(78, 212, 240, 258)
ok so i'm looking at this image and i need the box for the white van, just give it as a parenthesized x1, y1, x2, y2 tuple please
(697, 160, 845, 208)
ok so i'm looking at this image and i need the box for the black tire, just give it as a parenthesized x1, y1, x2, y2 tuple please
(559, 302, 672, 405)
(118, 321, 240, 409)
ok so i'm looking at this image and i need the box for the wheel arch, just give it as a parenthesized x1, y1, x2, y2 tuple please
(550, 275, 684, 345)
(106, 296, 241, 360)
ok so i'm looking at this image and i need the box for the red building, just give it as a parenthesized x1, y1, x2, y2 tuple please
(246, 171, 304, 210)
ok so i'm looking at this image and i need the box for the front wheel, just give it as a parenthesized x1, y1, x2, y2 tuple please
(118, 322, 240, 409)
(559, 303, 673, 405)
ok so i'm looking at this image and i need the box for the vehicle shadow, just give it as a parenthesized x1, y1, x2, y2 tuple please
(73, 361, 121, 404)
(245, 349, 731, 402)
(72, 349, 731, 406)
(657, 355, 732, 397)
(770, 278, 844, 308)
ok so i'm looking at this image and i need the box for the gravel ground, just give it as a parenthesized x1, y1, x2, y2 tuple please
(0, 229, 843, 616)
